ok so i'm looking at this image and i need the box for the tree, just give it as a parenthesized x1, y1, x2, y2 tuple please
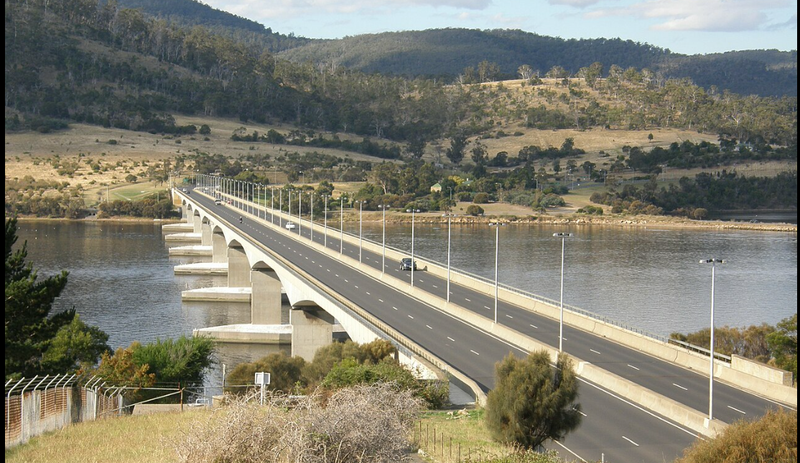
(5, 218, 109, 379)
(485, 351, 582, 450)
(767, 314, 797, 380)
(446, 133, 468, 165)
(131, 335, 216, 386)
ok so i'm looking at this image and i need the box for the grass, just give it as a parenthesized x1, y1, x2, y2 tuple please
(417, 409, 514, 462)
(4, 410, 205, 463)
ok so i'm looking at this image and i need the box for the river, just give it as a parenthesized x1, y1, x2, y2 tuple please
(15, 219, 797, 390)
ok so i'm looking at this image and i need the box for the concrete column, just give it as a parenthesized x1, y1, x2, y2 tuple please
(201, 221, 212, 246)
(250, 268, 283, 324)
(291, 307, 333, 361)
(227, 245, 250, 287)
(211, 232, 227, 263)
(192, 214, 202, 233)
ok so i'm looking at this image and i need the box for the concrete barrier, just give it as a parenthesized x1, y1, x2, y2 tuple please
(204, 192, 797, 413)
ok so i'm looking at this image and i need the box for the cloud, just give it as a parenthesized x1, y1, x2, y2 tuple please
(209, 0, 492, 19)
(548, 0, 602, 8)
(586, 0, 793, 32)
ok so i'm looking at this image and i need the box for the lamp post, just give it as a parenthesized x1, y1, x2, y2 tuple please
(323, 195, 329, 248)
(406, 208, 420, 287)
(310, 193, 314, 242)
(700, 258, 724, 422)
(279, 188, 283, 225)
(356, 200, 364, 263)
(340, 197, 344, 256)
(489, 223, 505, 323)
(270, 187, 275, 224)
(378, 205, 388, 275)
(443, 213, 457, 302)
(298, 190, 302, 236)
(554, 232, 574, 352)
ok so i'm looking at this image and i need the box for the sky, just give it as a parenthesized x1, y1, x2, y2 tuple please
(201, 0, 797, 55)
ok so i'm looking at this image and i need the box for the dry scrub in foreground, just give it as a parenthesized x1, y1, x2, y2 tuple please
(174, 383, 423, 463)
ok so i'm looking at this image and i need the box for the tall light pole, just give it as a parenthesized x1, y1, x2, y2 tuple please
(554, 232, 574, 352)
(700, 258, 724, 422)
(406, 209, 420, 287)
(339, 196, 344, 256)
(298, 190, 302, 235)
(270, 187, 275, 223)
(323, 194, 329, 248)
(378, 204, 387, 275)
(310, 193, 314, 242)
(489, 223, 505, 323)
(357, 200, 364, 263)
(443, 213, 457, 302)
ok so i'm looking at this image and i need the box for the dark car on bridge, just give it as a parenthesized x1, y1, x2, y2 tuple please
(400, 258, 417, 271)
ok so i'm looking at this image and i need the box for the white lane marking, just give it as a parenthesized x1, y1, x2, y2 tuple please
(465, 298, 472, 302)
(576, 409, 587, 417)
(484, 306, 492, 310)
(432, 284, 438, 288)
(622, 436, 640, 447)
(672, 383, 688, 391)
(366, 291, 371, 295)
(627, 364, 640, 371)
(354, 285, 359, 289)
(426, 325, 433, 330)
(530, 324, 538, 329)
(344, 279, 349, 283)
(378, 299, 384, 303)
(470, 350, 480, 356)
(335, 274, 339, 277)
(447, 337, 456, 342)
(727, 405, 747, 415)
(408, 314, 414, 319)
(392, 306, 398, 311)
(505, 314, 513, 319)
(327, 269, 331, 272)
(552, 440, 587, 463)
(590, 349, 602, 355)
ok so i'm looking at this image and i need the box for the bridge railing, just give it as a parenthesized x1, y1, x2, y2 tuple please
(196, 187, 730, 365)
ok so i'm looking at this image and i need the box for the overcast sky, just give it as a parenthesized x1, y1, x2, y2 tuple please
(200, 0, 797, 55)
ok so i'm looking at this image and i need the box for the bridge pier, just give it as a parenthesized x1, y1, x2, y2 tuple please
(251, 267, 283, 324)
(201, 220, 212, 246)
(227, 244, 250, 287)
(290, 307, 334, 361)
(192, 213, 202, 233)
(211, 230, 227, 263)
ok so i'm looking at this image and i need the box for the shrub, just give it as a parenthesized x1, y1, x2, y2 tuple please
(485, 352, 582, 450)
(466, 204, 484, 216)
(225, 352, 306, 395)
(675, 409, 797, 463)
(474, 192, 490, 204)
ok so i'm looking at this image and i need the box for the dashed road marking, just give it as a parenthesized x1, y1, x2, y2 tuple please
(672, 383, 688, 391)
(622, 436, 639, 447)
(627, 364, 640, 371)
(727, 406, 747, 415)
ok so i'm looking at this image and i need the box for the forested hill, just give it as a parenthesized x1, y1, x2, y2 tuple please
(113, 0, 314, 52)
(277, 29, 797, 98)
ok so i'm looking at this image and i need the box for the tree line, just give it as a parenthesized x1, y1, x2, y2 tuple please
(5, 0, 797, 150)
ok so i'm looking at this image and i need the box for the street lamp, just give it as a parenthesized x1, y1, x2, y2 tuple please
(378, 204, 388, 275)
(356, 200, 364, 263)
(554, 232, 574, 352)
(323, 194, 329, 248)
(310, 193, 314, 242)
(340, 196, 345, 255)
(406, 208, 421, 287)
(443, 213, 457, 302)
(490, 222, 505, 323)
(700, 258, 724, 422)
(270, 187, 275, 224)
(298, 190, 302, 235)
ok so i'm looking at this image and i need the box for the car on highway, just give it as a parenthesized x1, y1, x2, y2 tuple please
(285, 222, 296, 230)
(214, 199, 222, 205)
(400, 257, 417, 271)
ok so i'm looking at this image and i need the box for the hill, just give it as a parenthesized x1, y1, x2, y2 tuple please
(277, 29, 797, 97)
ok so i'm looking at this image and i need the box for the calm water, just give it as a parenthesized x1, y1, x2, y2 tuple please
(16, 220, 797, 385)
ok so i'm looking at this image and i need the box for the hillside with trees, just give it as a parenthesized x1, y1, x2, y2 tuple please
(278, 28, 797, 98)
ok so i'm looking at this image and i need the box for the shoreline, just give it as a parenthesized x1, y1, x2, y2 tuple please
(11, 213, 797, 233)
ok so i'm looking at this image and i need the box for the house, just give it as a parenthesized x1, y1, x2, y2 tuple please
(430, 182, 442, 193)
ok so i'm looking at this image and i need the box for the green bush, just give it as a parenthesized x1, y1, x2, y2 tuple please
(466, 204, 484, 216)
(473, 192, 490, 204)
(225, 352, 306, 394)
(485, 352, 582, 450)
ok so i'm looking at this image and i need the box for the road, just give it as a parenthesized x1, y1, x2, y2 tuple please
(187, 190, 792, 462)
